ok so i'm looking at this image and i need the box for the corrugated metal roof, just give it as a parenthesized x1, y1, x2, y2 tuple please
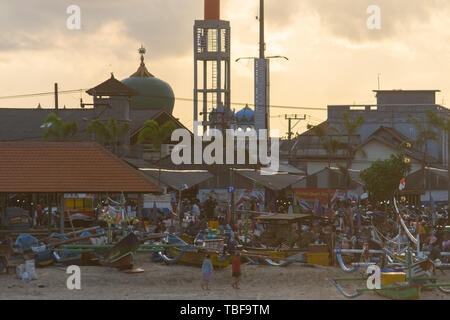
(123, 158, 214, 191)
(235, 169, 303, 191)
(0, 142, 160, 193)
(291, 167, 363, 189)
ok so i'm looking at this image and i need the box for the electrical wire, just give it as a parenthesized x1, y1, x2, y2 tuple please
(0, 89, 328, 111)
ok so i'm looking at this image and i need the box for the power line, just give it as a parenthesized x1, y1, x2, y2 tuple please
(0, 89, 85, 100)
(0, 89, 328, 111)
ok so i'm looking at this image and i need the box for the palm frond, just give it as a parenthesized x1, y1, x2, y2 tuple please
(61, 122, 78, 140)
(341, 112, 365, 135)
(160, 121, 177, 141)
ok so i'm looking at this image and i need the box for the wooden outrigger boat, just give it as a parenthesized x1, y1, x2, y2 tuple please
(166, 246, 232, 268)
(331, 242, 450, 300)
(99, 232, 139, 270)
(160, 234, 232, 268)
(375, 283, 421, 300)
(53, 250, 82, 266)
(241, 247, 303, 259)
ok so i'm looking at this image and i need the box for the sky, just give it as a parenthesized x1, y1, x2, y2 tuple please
(0, 0, 449, 137)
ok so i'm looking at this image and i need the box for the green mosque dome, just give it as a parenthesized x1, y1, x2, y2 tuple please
(121, 46, 175, 114)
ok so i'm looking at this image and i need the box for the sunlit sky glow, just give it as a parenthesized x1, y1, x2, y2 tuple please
(1, 0, 449, 137)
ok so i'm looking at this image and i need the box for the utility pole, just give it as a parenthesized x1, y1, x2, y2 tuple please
(285, 114, 307, 140)
(54, 83, 59, 112)
(259, 0, 265, 60)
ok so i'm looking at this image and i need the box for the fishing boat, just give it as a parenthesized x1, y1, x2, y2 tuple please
(99, 232, 139, 270)
(53, 249, 82, 266)
(33, 247, 54, 267)
(375, 283, 421, 300)
(160, 234, 232, 268)
(241, 247, 303, 259)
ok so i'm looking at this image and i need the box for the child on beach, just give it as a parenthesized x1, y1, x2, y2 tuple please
(201, 254, 213, 290)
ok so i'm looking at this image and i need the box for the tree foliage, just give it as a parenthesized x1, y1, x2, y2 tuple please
(339, 112, 366, 197)
(307, 124, 347, 165)
(137, 119, 177, 187)
(137, 120, 177, 151)
(42, 113, 78, 141)
(360, 153, 412, 201)
(408, 111, 440, 152)
(87, 118, 130, 148)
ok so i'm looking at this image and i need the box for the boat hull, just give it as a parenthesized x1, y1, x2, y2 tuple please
(100, 233, 139, 270)
(376, 284, 421, 300)
(167, 247, 231, 268)
(34, 249, 54, 267)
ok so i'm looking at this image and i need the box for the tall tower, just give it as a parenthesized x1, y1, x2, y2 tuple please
(254, 0, 270, 133)
(194, 0, 231, 133)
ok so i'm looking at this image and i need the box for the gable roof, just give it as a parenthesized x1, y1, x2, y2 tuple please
(129, 109, 192, 140)
(291, 167, 363, 189)
(0, 141, 161, 193)
(123, 157, 214, 191)
(235, 169, 303, 191)
(360, 126, 440, 164)
(404, 167, 448, 191)
(86, 74, 139, 97)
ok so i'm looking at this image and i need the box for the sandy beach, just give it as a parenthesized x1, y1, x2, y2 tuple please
(1, 254, 449, 300)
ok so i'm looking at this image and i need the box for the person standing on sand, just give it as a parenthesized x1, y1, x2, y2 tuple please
(232, 252, 241, 289)
(201, 254, 213, 290)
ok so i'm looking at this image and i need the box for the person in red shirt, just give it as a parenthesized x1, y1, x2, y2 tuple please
(232, 252, 241, 289)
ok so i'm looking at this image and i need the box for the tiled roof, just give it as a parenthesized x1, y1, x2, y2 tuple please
(86, 74, 139, 97)
(0, 142, 161, 193)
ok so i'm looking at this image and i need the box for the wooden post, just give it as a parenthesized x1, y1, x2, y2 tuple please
(31, 193, 37, 228)
(59, 194, 65, 234)
(331, 231, 335, 266)
(47, 193, 52, 231)
(288, 223, 292, 248)
(137, 193, 144, 232)
(1, 193, 5, 228)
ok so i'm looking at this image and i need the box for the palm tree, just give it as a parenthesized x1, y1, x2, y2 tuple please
(87, 118, 130, 154)
(340, 112, 365, 200)
(42, 113, 78, 141)
(418, 110, 449, 208)
(408, 112, 440, 206)
(137, 120, 177, 185)
(307, 123, 347, 208)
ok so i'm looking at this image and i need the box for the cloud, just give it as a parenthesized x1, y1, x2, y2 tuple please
(0, 0, 203, 57)
(303, 0, 450, 43)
